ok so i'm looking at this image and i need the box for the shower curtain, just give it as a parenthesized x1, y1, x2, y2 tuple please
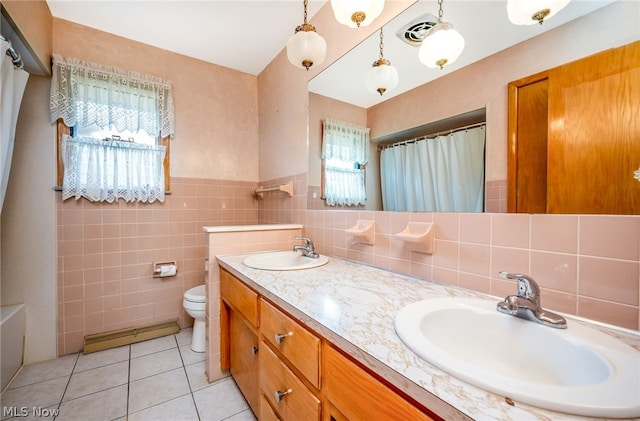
(1, 39, 29, 213)
(380, 126, 486, 212)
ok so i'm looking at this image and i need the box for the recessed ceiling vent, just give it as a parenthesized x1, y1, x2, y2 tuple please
(396, 13, 438, 47)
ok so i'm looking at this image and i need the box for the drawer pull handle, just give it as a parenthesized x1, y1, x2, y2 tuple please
(251, 346, 258, 355)
(275, 388, 292, 402)
(275, 331, 293, 344)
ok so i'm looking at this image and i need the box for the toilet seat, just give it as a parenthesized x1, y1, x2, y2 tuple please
(184, 285, 206, 303)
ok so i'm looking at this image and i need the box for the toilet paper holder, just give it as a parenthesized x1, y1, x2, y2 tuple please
(153, 261, 178, 278)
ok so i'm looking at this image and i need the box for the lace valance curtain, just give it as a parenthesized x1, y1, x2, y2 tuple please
(322, 118, 370, 164)
(61, 135, 166, 203)
(49, 54, 174, 138)
(322, 118, 370, 206)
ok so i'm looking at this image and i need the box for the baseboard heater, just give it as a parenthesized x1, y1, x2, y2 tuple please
(83, 318, 180, 354)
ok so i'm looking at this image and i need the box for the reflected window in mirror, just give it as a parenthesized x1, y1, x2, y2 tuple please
(322, 118, 370, 206)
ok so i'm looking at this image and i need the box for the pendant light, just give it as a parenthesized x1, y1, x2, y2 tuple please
(330, 0, 385, 28)
(507, 0, 571, 25)
(418, 0, 464, 70)
(365, 28, 399, 96)
(287, 0, 327, 70)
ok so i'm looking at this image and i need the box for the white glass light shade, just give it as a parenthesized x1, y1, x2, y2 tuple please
(365, 61, 399, 96)
(507, 0, 571, 25)
(330, 0, 384, 28)
(418, 23, 465, 69)
(287, 28, 327, 70)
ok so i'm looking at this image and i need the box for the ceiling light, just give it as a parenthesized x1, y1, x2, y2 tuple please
(365, 28, 398, 96)
(418, 0, 464, 70)
(507, 0, 571, 25)
(287, 0, 327, 70)
(331, 0, 385, 28)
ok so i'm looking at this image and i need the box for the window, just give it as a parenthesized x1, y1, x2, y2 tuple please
(321, 118, 369, 206)
(50, 54, 174, 203)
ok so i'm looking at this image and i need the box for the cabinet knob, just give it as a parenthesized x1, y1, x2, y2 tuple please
(275, 388, 292, 402)
(251, 346, 258, 355)
(275, 331, 293, 344)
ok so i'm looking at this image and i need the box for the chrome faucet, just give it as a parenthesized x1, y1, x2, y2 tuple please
(292, 236, 320, 259)
(496, 272, 567, 329)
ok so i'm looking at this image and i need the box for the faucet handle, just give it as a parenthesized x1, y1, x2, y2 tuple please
(499, 271, 540, 299)
(295, 236, 314, 248)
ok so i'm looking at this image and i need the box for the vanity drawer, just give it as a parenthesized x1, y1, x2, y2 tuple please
(260, 342, 321, 421)
(260, 298, 321, 389)
(259, 394, 281, 421)
(324, 344, 435, 421)
(220, 269, 259, 327)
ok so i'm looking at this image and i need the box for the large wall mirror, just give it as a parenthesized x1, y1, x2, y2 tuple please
(307, 0, 638, 214)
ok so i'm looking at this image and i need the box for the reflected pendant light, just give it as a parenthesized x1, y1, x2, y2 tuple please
(365, 28, 399, 96)
(330, 0, 385, 28)
(507, 0, 571, 25)
(418, 0, 465, 70)
(287, 0, 327, 70)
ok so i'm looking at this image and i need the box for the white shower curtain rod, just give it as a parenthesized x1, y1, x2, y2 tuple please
(1, 35, 23, 69)
(377, 121, 485, 151)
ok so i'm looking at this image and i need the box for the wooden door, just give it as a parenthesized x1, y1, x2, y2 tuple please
(547, 41, 640, 214)
(508, 41, 640, 214)
(508, 73, 549, 213)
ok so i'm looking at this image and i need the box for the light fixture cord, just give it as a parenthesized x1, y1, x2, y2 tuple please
(437, 0, 444, 22)
(378, 28, 385, 60)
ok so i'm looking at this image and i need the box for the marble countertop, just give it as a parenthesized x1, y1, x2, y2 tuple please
(216, 252, 640, 421)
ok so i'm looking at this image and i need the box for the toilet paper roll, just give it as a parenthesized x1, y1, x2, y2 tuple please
(157, 264, 177, 277)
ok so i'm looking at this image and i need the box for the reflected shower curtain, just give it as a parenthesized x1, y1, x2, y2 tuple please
(380, 126, 485, 212)
(1, 40, 29, 213)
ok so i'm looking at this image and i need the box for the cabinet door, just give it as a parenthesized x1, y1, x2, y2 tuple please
(324, 345, 435, 421)
(230, 311, 259, 415)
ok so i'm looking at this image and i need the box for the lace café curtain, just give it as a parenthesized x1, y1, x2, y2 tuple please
(50, 54, 174, 203)
(322, 118, 370, 206)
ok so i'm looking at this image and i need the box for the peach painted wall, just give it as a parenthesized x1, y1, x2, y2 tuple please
(257, 0, 414, 183)
(52, 18, 260, 182)
(367, 1, 640, 182)
(1, 75, 57, 364)
(48, 19, 264, 355)
(1, 0, 55, 364)
(257, 2, 640, 331)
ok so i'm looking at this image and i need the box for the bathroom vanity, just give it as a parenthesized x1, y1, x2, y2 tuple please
(217, 253, 640, 420)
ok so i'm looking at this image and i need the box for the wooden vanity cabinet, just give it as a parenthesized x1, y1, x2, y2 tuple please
(323, 344, 436, 421)
(220, 269, 260, 414)
(221, 268, 442, 421)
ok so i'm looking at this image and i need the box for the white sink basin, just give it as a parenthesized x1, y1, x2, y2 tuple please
(242, 251, 329, 271)
(394, 298, 640, 418)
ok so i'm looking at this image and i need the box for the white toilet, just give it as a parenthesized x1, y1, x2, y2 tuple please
(183, 285, 206, 353)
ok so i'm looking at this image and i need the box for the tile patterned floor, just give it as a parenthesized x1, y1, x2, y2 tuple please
(1, 329, 256, 421)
